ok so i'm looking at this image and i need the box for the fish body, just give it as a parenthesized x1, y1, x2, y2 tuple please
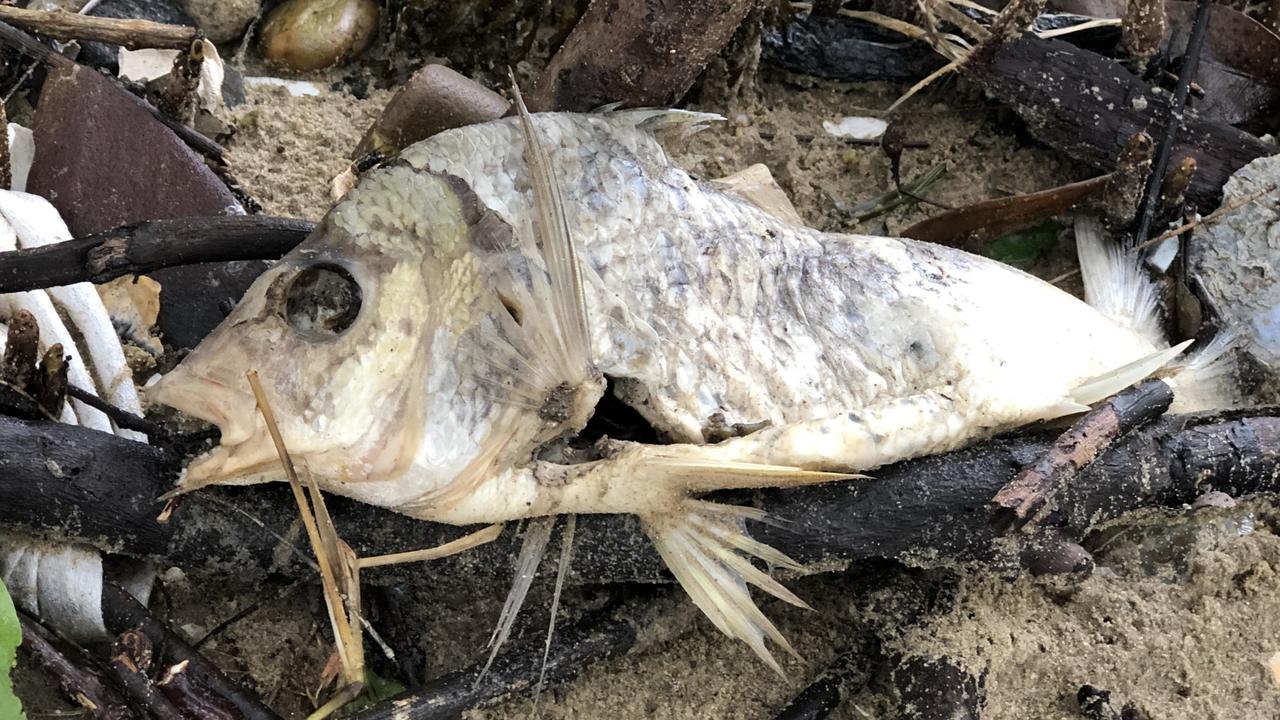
(151, 109, 1184, 668)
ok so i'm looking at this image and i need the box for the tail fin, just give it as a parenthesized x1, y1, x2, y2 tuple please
(1074, 215, 1164, 347)
(643, 499, 810, 675)
(1166, 332, 1248, 413)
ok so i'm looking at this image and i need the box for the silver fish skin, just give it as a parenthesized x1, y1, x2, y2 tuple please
(149, 109, 1178, 669)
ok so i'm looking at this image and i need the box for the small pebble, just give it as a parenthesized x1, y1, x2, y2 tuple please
(258, 0, 379, 72)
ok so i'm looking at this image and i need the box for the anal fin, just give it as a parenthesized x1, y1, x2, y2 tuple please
(1069, 339, 1192, 406)
(643, 499, 809, 675)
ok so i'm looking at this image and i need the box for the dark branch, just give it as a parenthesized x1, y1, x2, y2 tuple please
(0, 216, 313, 293)
(4, 410, 1280, 587)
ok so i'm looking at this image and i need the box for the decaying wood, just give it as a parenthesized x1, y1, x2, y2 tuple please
(1121, 0, 1167, 63)
(105, 630, 185, 720)
(763, 12, 946, 83)
(148, 39, 204, 123)
(18, 612, 133, 719)
(773, 643, 875, 720)
(100, 583, 283, 720)
(1130, 0, 1213, 246)
(0, 6, 197, 50)
(891, 653, 985, 720)
(0, 216, 313, 294)
(991, 379, 1175, 533)
(156, 661, 245, 720)
(4, 409, 1280, 588)
(529, 0, 756, 111)
(963, 35, 1275, 206)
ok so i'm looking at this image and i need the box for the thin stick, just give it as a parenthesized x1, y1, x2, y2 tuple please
(1049, 184, 1277, 286)
(357, 524, 506, 569)
(1129, 0, 1213, 249)
(991, 378, 1174, 533)
(0, 6, 196, 50)
(246, 371, 360, 685)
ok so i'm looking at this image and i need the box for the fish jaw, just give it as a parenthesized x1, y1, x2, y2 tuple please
(147, 357, 286, 491)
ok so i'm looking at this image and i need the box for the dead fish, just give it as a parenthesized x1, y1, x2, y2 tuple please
(149, 94, 1233, 671)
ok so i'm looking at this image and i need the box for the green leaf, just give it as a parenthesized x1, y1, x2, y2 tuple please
(982, 220, 1061, 267)
(0, 579, 24, 719)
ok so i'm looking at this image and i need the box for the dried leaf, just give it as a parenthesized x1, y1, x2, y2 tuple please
(901, 175, 1106, 249)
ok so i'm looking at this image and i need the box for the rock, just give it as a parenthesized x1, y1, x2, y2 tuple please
(26, 63, 265, 349)
(1187, 154, 1280, 401)
(258, 0, 379, 72)
(353, 64, 508, 158)
(80, 0, 197, 72)
(180, 0, 260, 44)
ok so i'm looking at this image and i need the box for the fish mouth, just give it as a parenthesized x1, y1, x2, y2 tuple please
(148, 369, 283, 491)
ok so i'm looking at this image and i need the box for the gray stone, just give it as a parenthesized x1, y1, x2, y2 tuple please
(1188, 153, 1280, 400)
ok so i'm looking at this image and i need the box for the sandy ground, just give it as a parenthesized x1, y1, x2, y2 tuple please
(14, 32, 1280, 720)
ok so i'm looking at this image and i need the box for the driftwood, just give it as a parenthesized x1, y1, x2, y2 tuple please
(528, 0, 757, 111)
(0, 7, 196, 50)
(3, 410, 1280, 588)
(763, 12, 947, 83)
(100, 584, 281, 720)
(991, 378, 1174, 532)
(0, 216, 313, 294)
(964, 35, 1276, 206)
(18, 612, 133, 719)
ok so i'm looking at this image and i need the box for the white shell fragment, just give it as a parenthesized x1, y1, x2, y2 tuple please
(118, 39, 226, 112)
(6, 124, 33, 193)
(243, 75, 324, 96)
(0, 532, 153, 643)
(821, 116, 888, 140)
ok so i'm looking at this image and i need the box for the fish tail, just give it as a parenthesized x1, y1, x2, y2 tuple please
(1074, 215, 1246, 413)
(1166, 331, 1248, 413)
(641, 498, 810, 675)
(1074, 215, 1165, 347)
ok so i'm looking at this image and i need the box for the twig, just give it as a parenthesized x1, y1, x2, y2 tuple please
(1129, 0, 1213, 249)
(104, 630, 185, 720)
(352, 590, 664, 720)
(991, 378, 1174, 533)
(66, 386, 161, 437)
(0, 216, 313, 293)
(0, 19, 223, 164)
(773, 642, 876, 720)
(1049, 183, 1277, 286)
(0, 7, 196, 50)
(156, 660, 246, 720)
(100, 584, 283, 720)
(17, 612, 131, 719)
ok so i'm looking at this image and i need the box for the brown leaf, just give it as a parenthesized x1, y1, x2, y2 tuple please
(900, 175, 1108, 249)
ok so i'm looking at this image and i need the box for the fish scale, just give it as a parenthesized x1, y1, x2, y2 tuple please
(150, 105, 1208, 672)
(401, 112, 1155, 444)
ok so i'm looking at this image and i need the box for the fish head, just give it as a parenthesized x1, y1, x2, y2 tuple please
(150, 165, 534, 496)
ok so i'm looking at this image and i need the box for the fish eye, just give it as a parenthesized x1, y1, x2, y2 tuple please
(284, 263, 362, 338)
